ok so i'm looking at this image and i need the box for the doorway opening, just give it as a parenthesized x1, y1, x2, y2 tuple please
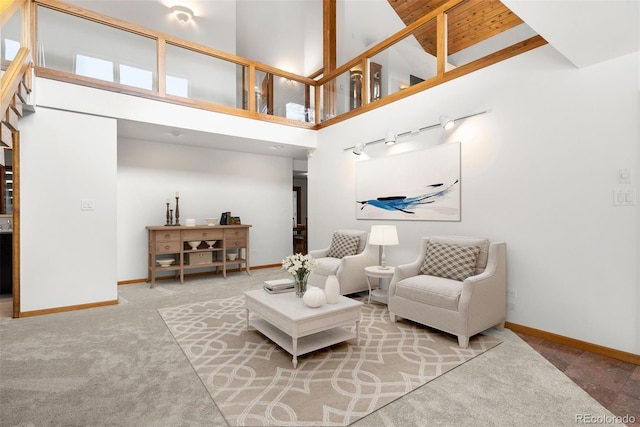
(293, 167, 308, 254)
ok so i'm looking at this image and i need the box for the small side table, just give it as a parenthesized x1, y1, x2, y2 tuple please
(365, 265, 395, 304)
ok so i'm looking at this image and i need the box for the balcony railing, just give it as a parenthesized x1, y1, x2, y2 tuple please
(2, 0, 547, 132)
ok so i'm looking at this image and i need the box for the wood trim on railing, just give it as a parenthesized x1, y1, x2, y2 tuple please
(0, 0, 25, 26)
(506, 322, 640, 366)
(1, 48, 31, 116)
(316, 34, 547, 129)
(156, 38, 166, 97)
(34, 67, 316, 129)
(29, 0, 548, 131)
(35, 0, 159, 39)
(317, 0, 465, 86)
(307, 67, 324, 80)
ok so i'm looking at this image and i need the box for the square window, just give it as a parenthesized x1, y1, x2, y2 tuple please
(4, 39, 20, 61)
(75, 54, 114, 82)
(119, 64, 152, 90)
(167, 75, 189, 97)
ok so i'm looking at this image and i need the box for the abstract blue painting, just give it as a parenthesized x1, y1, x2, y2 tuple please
(355, 143, 460, 221)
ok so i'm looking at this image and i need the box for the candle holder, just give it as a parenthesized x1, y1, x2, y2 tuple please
(169, 209, 173, 225)
(165, 202, 171, 226)
(174, 196, 181, 226)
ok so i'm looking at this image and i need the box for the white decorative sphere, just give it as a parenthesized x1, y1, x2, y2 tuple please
(303, 286, 326, 308)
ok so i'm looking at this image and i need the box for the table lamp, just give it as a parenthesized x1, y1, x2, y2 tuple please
(369, 225, 399, 269)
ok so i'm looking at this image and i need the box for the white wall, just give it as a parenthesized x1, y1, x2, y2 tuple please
(117, 138, 293, 281)
(34, 79, 317, 150)
(309, 45, 640, 354)
(15, 78, 309, 311)
(20, 108, 118, 312)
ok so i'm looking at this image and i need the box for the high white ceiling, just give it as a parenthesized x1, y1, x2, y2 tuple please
(64, 0, 639, 161)
(503, 0, 639, 69)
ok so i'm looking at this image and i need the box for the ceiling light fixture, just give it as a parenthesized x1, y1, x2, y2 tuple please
(344, 110, 489, 155)
(171, 5, 194, 23)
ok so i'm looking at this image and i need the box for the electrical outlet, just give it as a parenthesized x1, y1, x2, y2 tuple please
(506, 288, 517, 298)
(507, 302, 516, 312)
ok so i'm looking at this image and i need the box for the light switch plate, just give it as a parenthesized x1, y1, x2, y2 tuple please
(81, 199, 95, 211)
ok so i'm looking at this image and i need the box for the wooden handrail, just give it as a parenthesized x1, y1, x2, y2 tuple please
(1, 0, 25, 26)
(317, 0, 466, 86)
(1, 48, 32, 115)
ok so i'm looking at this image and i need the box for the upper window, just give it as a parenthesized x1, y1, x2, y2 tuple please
(3, 39, 20, 61)
(166, 75, 189, 97)
(119, 64, 153, 90)
(75, 54, 114, 82)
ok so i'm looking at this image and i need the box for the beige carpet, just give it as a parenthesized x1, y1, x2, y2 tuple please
(159, 294, 502, 426)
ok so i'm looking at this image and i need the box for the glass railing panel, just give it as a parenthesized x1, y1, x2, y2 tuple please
(319, 68, 352, 122)
(336, 0, 404, 67)
(446, 0, 535, 68)
(36, 6, 157, 90)
(254, 71, 314, 123)
(253, 69, 271, 114)
(1, 6, 21, 71)
(166, 43, 240, 108)
(367, 18, 438, 103)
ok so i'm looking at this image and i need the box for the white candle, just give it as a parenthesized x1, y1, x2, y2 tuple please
(175, 192, 179, 197)
(166, 198, 170, 203)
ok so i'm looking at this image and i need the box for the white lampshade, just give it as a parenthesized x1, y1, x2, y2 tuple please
(369, 225, 399, 246)
(370, 225, 398, 269)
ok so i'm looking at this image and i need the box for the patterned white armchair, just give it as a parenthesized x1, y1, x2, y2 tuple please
(307, 229, 378, 295)
(388, 236, 506, 348)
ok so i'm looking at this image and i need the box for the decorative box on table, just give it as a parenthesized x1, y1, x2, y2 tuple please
(186, 252, 212, 265)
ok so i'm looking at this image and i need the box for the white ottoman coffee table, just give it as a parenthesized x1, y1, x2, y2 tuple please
(244, 288, 363, 368)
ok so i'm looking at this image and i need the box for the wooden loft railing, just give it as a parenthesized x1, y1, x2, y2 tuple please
(11, 0, 546, 131)
(316, 0, 546, 128)
(32, 0, 318, 129)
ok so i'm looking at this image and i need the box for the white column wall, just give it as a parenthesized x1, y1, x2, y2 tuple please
(20, 108, 118, 312)
(117, 138, 293, 281)
(309, 46, 640, 354)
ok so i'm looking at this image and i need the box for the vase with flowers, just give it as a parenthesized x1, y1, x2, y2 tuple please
(282, 253, 317, 297)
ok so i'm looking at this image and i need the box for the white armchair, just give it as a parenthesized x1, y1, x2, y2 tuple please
(307, 229, 378, 295)
(388, 236, 506, 348)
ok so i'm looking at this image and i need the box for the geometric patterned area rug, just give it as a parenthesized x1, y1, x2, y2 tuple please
(158, 294, 501, 426)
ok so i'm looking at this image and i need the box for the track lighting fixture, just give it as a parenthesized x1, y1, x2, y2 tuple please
(353, 143, 366, 155)
(440, 116, 455, 131)
(344, 110, 489, 155)
(384, 131, 396, 145)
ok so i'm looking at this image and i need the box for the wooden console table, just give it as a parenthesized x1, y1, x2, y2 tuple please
(146, 224, 251, 288)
